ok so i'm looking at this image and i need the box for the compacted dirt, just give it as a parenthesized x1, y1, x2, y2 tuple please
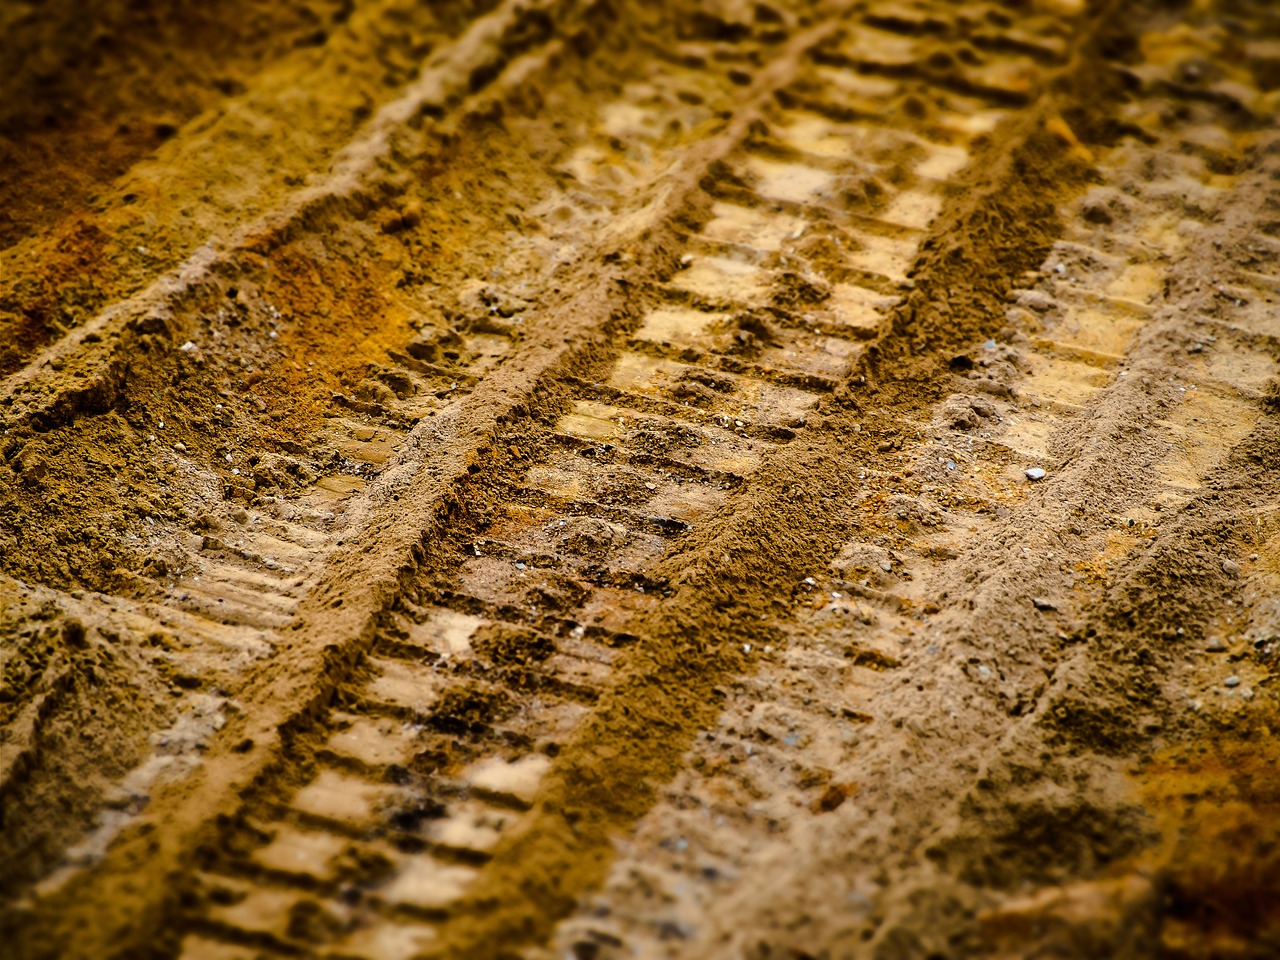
(2, 1, 1279, 958)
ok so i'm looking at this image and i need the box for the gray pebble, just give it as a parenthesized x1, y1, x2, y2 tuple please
(1032, 597, 1057, 611)
(1224, 675, 1241, 688)
(1025, 467, 1046, 481)
(1206, 637, 1226, 652)
(1222, 558, 1240, 576)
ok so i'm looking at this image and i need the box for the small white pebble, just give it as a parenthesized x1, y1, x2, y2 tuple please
(231, 468, 240, 476)
(804, 577, 816, 586)
(179, 341, 196, 352)
(224, 454, 233, 463)
(1025, 467, 1047, 481)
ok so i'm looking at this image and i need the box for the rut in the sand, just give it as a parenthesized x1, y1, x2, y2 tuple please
(2, 1, 1279, 960)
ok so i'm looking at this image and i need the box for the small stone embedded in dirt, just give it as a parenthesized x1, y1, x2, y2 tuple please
(939, 394, 997, 431)
(1206, 637, 1227, 652)
(811, 782, 856, 814)
(1032, 597, 1056, 611)
(832, 544, 895, 582)
(1224, 675, 1241, 688)
(1025, 467, 1047, 481)
(1222, 558, 1240, 576)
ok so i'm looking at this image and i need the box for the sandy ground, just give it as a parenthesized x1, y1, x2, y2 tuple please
(2, 1, 1279, 958)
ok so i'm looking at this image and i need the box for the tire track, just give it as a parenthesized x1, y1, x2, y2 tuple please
(1, 0, 597, 914)
(164, 8, 898, 959)
(4, 3, 861, 957)
(6, 2, 1279, 959)
(532, 6, 1280, 957)
(422, 2, 1142, 957)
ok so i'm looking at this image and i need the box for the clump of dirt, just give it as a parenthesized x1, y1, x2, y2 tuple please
(517, 573, 592, 615)
(286, 898, 348, 944)
(1139, 710, 1280, 958)
(0, 587, 173, 897)
(331, 844, 398, 887)
(428, 683, 513, 735)
(471, 623, 557, 667)
(1041, 695, 1149, 756)
(930, 798, 1156, 890)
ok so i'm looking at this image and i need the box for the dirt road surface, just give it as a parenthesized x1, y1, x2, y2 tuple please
(2, 1, 1279, 958)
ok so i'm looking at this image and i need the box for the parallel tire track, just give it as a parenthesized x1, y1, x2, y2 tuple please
(4, 2, 1279, 960)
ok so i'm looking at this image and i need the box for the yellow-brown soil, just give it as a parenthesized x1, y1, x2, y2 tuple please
(2, 2, 1279, 959)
